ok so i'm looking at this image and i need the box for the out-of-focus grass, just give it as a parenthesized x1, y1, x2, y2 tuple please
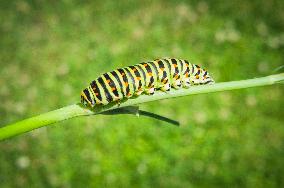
(0, 0, 283, 187)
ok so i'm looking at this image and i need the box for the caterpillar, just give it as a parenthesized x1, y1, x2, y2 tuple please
(81, 58, 214, 107)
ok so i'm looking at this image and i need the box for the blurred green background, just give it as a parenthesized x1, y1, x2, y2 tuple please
(0, 0, 283, 187)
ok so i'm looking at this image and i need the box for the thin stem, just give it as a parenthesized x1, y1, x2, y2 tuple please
(0, 73, 283, 140)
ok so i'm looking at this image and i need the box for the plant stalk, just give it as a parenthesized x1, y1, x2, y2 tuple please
(0, 73, 283, 140)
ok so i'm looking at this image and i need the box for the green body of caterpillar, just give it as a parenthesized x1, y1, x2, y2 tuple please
(81, 58, 214, 107)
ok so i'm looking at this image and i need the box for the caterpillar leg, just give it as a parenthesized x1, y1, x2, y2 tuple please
(126, 93, 133, 98)
(182, 77, 191, 88)
(116, 99, 121, 107)
(176, 79, 182, 87)
(160, 83, 171, 92)
(135, 88, 144, 96)
(159, 78, 171, 92)
(145, 87, 155, 95)
(101, 101, 109, 105)
(172, 79, 182, 89)
(191, 79, 200, 85)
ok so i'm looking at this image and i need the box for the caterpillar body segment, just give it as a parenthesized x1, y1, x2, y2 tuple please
(81, 58, 214, 107)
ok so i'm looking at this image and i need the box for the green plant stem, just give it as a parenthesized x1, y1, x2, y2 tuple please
(0, 73, 283, 140)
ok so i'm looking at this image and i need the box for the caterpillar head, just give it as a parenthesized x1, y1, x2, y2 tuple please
(191, 65, 215, 85)
(81, 88, 95, 107)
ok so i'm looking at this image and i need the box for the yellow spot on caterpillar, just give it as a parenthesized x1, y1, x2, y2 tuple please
(143, 64, 148, 67)
(112, 87, 116, 91)
(195, 75, 199, 79)
(136, 77, 141, 80)
(106, 79, 111, 84)
(95, 93, 99, 96)
(121, 72, 125, 76)
(160, 68, 165, 71)
(148, 72, 152, 76)
(124, 82, 129, 87)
